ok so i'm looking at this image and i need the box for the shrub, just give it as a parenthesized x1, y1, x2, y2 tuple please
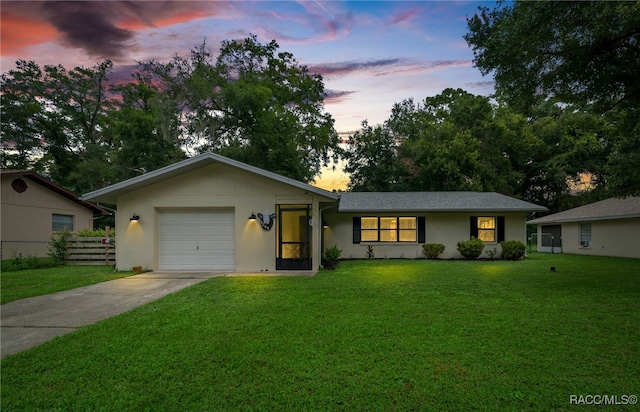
(501, 240, 527, 260)
(422, 243, 445, 259)
(322, 245, 342, 270)
(485, 247, 498, 260)
(457, 237, 484, 260)
(1, 253, 60, 272)
(76, 228, 115, 237)
(48, 230, 71, 264)
(365, 245, 376, 260)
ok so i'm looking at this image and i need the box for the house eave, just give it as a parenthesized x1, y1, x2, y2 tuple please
(527, 213, 640, 225)
(339, 206, 548, 214)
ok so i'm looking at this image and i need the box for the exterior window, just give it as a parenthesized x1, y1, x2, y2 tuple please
(359, 217, 417, 243)
(398, 217, 417, 242)
(580, 224, 591, 247)
(361, 217, 379, 242)
(477, 217, 496, 242)
(380, 217, 397, 241)
(52, 214, 74, 231)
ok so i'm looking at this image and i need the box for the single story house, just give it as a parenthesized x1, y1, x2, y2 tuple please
(527, 197, 640, 258)
(324, 191, 547, 260)
(1, 170, 108, 260)
(81, 153, 547, 272)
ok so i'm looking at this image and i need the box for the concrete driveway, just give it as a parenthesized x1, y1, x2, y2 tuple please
(1, 272, 225, 359)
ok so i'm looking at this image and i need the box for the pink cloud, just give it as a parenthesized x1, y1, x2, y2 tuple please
(0, 1, 227, 60)
(389, 7, 423, 26)
(0, 13, 59, 56)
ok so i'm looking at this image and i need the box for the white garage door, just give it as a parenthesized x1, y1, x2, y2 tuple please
(158, 209, 235, 271)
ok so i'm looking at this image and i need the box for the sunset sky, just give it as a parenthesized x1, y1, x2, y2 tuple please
(1, 0, 498, 189)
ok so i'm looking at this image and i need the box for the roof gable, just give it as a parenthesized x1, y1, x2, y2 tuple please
(1, 170, 109, 215)
(528, 197, 640, 224)
(338, 191, 547, 213)
(81, 152, 339, 204)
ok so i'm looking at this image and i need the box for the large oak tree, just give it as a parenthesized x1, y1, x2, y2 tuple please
(139, 35, 341, 183)
(465, 1, 640, 196)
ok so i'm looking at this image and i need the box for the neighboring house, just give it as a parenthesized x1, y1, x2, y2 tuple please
(527, 197, 640, 259)
(1, 170, 108, 260)
(82, 153, 547, 272)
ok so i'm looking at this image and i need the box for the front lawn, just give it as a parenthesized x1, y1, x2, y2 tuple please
(0, 265, 135, 304)
(2, 254, 639, 410)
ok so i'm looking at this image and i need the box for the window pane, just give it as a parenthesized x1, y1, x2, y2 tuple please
(380, 230, 397, 242)
(361, 231, 378, 242)
(580, 224, 591, 246)
(52, 214, 74, 231)
(380, 218, 396, 229)
(478, 229, 495, 242)
(361, 217, 378, 230)
(399, 217, 416, 229)
(399, 230, 417, 242)
(478, 217, 495, 229)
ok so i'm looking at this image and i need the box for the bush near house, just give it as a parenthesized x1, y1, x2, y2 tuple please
(422, 243, 445, 259)
(501, 240, 527, 260)
(47, 230, 71, 264)
(76, 228, 116, 237)
(322, 245, 342, 270)
(457, 237, 485, 260)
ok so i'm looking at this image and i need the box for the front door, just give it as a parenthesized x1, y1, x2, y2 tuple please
(276, 205, 312, 270)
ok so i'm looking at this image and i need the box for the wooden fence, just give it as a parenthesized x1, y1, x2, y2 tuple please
(65, 236, 115, 266)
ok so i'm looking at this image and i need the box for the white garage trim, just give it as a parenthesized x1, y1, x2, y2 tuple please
(158, 209, 235, 271)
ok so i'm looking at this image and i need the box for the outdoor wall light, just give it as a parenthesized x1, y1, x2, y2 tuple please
(130, 213, 140, 221)
(249, 213, 257, 221)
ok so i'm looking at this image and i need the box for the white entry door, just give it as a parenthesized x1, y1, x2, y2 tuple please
(158, 209, 235, 271)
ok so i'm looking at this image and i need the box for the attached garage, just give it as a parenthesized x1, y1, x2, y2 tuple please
(158, 209, 235, 271)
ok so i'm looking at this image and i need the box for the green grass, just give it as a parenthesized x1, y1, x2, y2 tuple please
(2, 254, 639, 410)
(0, 265, 135, 304)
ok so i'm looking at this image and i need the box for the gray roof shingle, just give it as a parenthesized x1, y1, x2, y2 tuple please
(527, 197, 640, 224)
(338, 192, 547, 213)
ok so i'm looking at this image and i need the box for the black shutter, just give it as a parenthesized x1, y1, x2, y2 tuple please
(418, 216, 426, 243)
(497, 216, 505, 242)
(353, 217, 361, 244)
(470, 216, 478, 239)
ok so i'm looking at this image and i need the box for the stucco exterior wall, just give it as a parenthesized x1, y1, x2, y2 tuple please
(323, 212, 528, 260)
(115, 163, 332, 272)
(549, 218, 640, 258)
(1, 177, 94, 259)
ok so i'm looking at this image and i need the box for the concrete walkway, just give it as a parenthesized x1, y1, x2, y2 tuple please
(1, 272, 225, 359)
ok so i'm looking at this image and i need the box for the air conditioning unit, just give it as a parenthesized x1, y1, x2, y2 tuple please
(580, 240, 591, 247)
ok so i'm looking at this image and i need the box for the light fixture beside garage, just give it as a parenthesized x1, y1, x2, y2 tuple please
(130, 213, 140, 221)
(249, 213, 257, 220)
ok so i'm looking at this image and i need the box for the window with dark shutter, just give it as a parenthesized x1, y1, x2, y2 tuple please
(353, 216, 420, 243)
(353, 217, 361, 244)
(471, 216, 501, 243)
(470, 216, 479, 239)
(497, 216, 505, 242)
(418, 217, 426, 243)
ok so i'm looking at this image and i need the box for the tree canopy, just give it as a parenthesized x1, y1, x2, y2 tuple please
(138, 35, 341, 183)
(1, 35, 341, 197)
(344, 89, 613, 213)
(465, 1, 640, 113)
(464, 1, 640, 196)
